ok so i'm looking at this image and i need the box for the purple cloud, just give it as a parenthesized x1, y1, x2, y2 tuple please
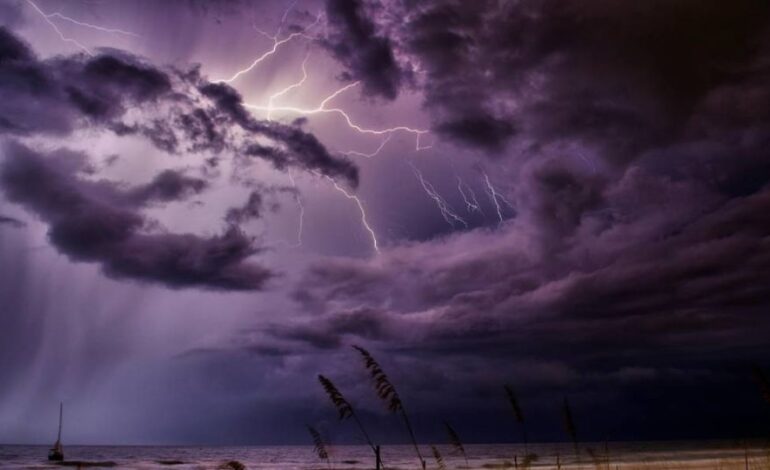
(0, 142, 270, 290)
(0, 26, 359, 185)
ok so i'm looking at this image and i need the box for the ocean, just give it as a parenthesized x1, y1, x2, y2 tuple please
(0, 442, 766, 469)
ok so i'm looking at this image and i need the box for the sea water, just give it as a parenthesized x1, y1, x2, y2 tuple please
(0, 442, 766, 469)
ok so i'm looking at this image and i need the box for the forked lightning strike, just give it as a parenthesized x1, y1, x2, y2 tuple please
(344, 135, 393, 159)
(215, 13, 322, 84)
(288, 173, 305, 248)
(415, 133, 434, 151)
(483, 172, 514, 225)
(457, 177, 483, 214)
(411, 164, 468, 229)
(28, 0, 423, 256)
(328, 178, 380, 253)
(45, 12, 139, 37)
(24, 0, 93, 55)
(267, 53, 310, 121)
(246, 81, 429, 151)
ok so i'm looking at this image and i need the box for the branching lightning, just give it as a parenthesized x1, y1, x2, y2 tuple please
(215, 11, 322, 84)
(238, 41, 430, 244)
(45, 12, 140, 37)
(328, 178, 380, 253)
(216, 31, 305, 83)
(217, 0, 432, 156)
(267, 52, 310, 121)
(411, 164, 468, 229)
(457, 177, 483, 214)
(223, 1, 430, 254)
(344, 134, 393, 159)
(276, 0, 300, 36)
(21, 0, 494, 258)
(246, 81, 430, 150)
(482, 172, 514, 225)
(288, 173, 305, 247)
(415, 133, 434, 151)
(24, 0, 93, 55)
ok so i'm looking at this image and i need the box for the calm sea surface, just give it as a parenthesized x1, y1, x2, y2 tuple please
(0, 442, 767, 469)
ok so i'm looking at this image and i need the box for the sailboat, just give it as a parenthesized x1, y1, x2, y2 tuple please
(48, 402, 64, 461)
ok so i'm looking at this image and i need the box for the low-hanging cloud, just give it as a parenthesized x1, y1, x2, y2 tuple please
(0, 141, 271, 290)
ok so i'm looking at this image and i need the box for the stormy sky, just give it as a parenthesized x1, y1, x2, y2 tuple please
(1, 0, 770, 446)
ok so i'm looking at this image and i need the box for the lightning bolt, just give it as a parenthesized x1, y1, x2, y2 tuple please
(252, 0, 300, 40)
(245, 81, 430, 150)
(482, 172, 514, 225)
(294, 193, 306, 247)
(328, 178, 380, 253)
(457, 177, 483, 214)
(215, 12, 322, 84)
(343, 134, 393, 159)
(231, 3, 431, 153)
(287, 173, 305, 248)
(276, 0, 300, 38)
(411, 164, 468, 229)
(266, 52, 310, 121)
(24, 0, 93, 55)
(45, 12, 140, 37)
(415, 133, 434, 151)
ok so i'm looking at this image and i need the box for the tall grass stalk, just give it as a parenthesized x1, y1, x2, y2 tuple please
(317, 374, 380, 461)
(431, 445, 447, 470)
(307, 425, 331, 470)
(353, 345, 426, 469)
(562, 397, 579, 466)
(504, 385, 529, 454)
(444, 420, 469, 466)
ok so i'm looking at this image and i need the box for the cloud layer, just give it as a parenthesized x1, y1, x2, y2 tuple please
(0, 25, 362, 290)
(1, 142, 271, 290)
(0, 26, 358, 185)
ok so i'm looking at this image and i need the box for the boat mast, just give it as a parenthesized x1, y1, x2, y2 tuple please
(56, 402, 62, 444)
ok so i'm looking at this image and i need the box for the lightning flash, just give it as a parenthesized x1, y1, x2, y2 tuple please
(483, 172, 514, 225)
(329, 178, 380, 253)
(411, 164, 468, 229)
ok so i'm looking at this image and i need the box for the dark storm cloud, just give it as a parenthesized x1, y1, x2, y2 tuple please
(322, 0, 403, 100)
(272, 0, 770, 383)
(358, 0, 770, 156)
(69, 54, 172, 117)
(263, 306, 393, 350)
(225, 190, 263, 225)
(277, 163, 770, 395)
(4, 0, 770, 445)
(0, 25, 362, 289)
(0, 27, 358, 185)
(267, 8, 770, 425)
(434, 115, 516, 153)
(0, 142, 270, 290)
(0, 214, 24, 228)
(127, 169, 208, 205)
(291, 257, 394, 313)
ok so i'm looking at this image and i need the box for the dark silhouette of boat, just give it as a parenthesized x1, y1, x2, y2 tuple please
(48, 403, 64, 461)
